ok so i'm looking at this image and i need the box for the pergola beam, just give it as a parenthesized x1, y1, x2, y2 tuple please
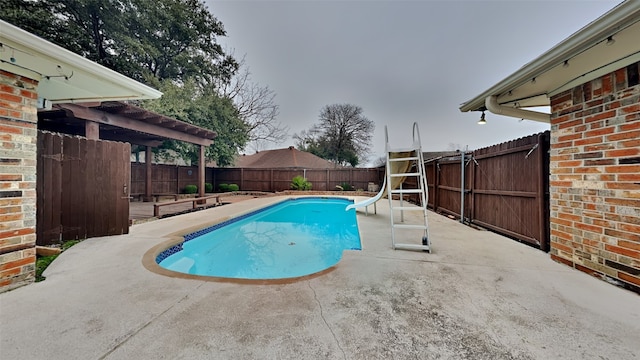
(59, 103, 213, 146)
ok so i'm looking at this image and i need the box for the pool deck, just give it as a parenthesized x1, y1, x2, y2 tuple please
(129, 193, 271, 222)
(1, 196, 639, 359)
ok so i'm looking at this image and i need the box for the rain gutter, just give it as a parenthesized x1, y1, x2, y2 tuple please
(484, 96, 550, 124)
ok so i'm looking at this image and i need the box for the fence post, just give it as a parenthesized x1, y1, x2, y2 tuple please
(536, 133, 548, 251)
(460, 153, 465, 223)
(145, 146, 152, 201)
(433, 161, 438, 211)
(175, 165, 179, 194)
(470, 152, 476, 223)
(326, 169, 329, 191)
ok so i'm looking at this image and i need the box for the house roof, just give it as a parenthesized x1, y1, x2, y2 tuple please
(422, 151, 462, 161)
(38, 101, 216, 146)
(459, 1, 640, 121)
(0, 20, 162, 104)
(232, 146, 338, 169)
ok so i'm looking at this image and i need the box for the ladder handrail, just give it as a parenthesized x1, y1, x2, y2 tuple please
(385, 122, 430, 252)
(412, 122, 421, 149)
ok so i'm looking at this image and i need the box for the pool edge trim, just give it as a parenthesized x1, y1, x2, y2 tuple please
(142, 195, 357, 285)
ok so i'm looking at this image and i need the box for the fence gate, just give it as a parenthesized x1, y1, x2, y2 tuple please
(37, 132, 131, 245)
(424, 132, 550, 251)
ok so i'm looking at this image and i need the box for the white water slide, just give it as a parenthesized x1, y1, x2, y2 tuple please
(346, 122, 431, 252)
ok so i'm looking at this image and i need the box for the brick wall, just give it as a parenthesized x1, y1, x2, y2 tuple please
(0, 70, 38, 292)
(549, 61, 640, 294)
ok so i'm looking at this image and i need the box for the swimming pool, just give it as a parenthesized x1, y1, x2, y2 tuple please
(155, 197, 361, 281)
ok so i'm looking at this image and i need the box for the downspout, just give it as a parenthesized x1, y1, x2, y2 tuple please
(485, 96, 551, 123)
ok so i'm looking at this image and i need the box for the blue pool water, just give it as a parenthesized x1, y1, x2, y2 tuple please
(157, 197, 361, 280)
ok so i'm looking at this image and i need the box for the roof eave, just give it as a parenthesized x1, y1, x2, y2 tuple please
(459, 0, 640, 113)
(0, 20, 162, 102)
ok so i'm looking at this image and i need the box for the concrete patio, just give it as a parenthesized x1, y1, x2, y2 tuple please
(1, 196, 639, 359)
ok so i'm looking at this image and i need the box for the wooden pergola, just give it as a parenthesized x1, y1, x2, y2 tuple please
(38, 101, 216, 201)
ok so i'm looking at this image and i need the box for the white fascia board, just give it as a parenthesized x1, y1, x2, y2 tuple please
(0, 20, 162, 101)
(459, 0, 640, 113)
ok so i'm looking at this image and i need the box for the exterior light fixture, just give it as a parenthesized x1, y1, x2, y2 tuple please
(606, 36, 615, 46)
(563, 60, 569, 68)
(477, 111, 487, 125)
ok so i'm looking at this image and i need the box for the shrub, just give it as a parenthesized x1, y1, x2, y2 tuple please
(228, 183, 239, 192)
(61, 240, 80, 251)
(336, 182, 353, 191)
(184, 185, 198, 194)
(291, 175, 312, 191)
(205, 183, 213, 193)
(36, 239, 82, 282)
(219, 183, 229, 192)
(36, 255, 57, 282)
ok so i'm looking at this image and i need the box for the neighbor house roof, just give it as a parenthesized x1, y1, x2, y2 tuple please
(0, 20, 162, 104)
(459, 1, 640, 122)
(232, 146, 338, 168)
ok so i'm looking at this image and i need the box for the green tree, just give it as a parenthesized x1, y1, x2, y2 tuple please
(0, 0, 85, 55)
(142, 79, 249, 166)
(0, 0, 237, 84)
(1, 0, 249, 164)
(295, 104, 374, 167)
(121, 0, 237, 84)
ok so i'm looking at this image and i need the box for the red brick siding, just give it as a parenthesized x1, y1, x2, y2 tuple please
(549, 61, 640, 293)
(0, 70, 38, 293)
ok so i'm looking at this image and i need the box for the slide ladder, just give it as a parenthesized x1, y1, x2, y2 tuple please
(385, 122, 430, 252)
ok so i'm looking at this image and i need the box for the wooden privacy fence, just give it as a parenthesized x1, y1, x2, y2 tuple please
(128, 132, 549, 250)
(130, 164, 384, 193)
(212, 168, 384, 192)
(37, 132, 131, 245)
(131, 163, 202, 195)
(424, 132, 550, 250)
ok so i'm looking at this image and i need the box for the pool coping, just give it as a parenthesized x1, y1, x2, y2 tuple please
(141, 195, 359, 285)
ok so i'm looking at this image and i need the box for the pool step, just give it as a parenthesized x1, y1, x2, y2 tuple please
(393, 243, 430, 252)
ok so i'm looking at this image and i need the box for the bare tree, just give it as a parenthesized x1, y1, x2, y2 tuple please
(372, 155, 386, 167)
(215, 55, 288, 149)
(295, 103, 374, 167)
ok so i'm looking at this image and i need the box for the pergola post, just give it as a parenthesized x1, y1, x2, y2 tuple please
(198, 145, 205, 198)
(145, 146, 153, 202)
(85, 121, 99, 140)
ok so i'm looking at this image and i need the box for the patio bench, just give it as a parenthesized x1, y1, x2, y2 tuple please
(153, 195, 222, 217)
(130, 193, 180, 202)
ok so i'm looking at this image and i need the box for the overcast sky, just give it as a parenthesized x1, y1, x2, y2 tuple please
(207, 0, 620, 165)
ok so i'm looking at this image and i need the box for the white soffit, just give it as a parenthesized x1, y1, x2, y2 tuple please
(459, 0, 640, 113)
(498, 20, 640, 109)
(0, 20, 162, 103)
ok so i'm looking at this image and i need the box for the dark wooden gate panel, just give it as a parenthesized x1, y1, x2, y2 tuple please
(60, 135, 84, 240)
(37, 132, 62, 244)
(424, 132, 550, 251)
(471, 133, 549, 249)
(435, 158, 472, 220)
(426, 162, 437, 209)
(37, 132, 130, 246)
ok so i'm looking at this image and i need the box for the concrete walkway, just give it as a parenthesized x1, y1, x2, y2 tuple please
(1, 196, 639, 359)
